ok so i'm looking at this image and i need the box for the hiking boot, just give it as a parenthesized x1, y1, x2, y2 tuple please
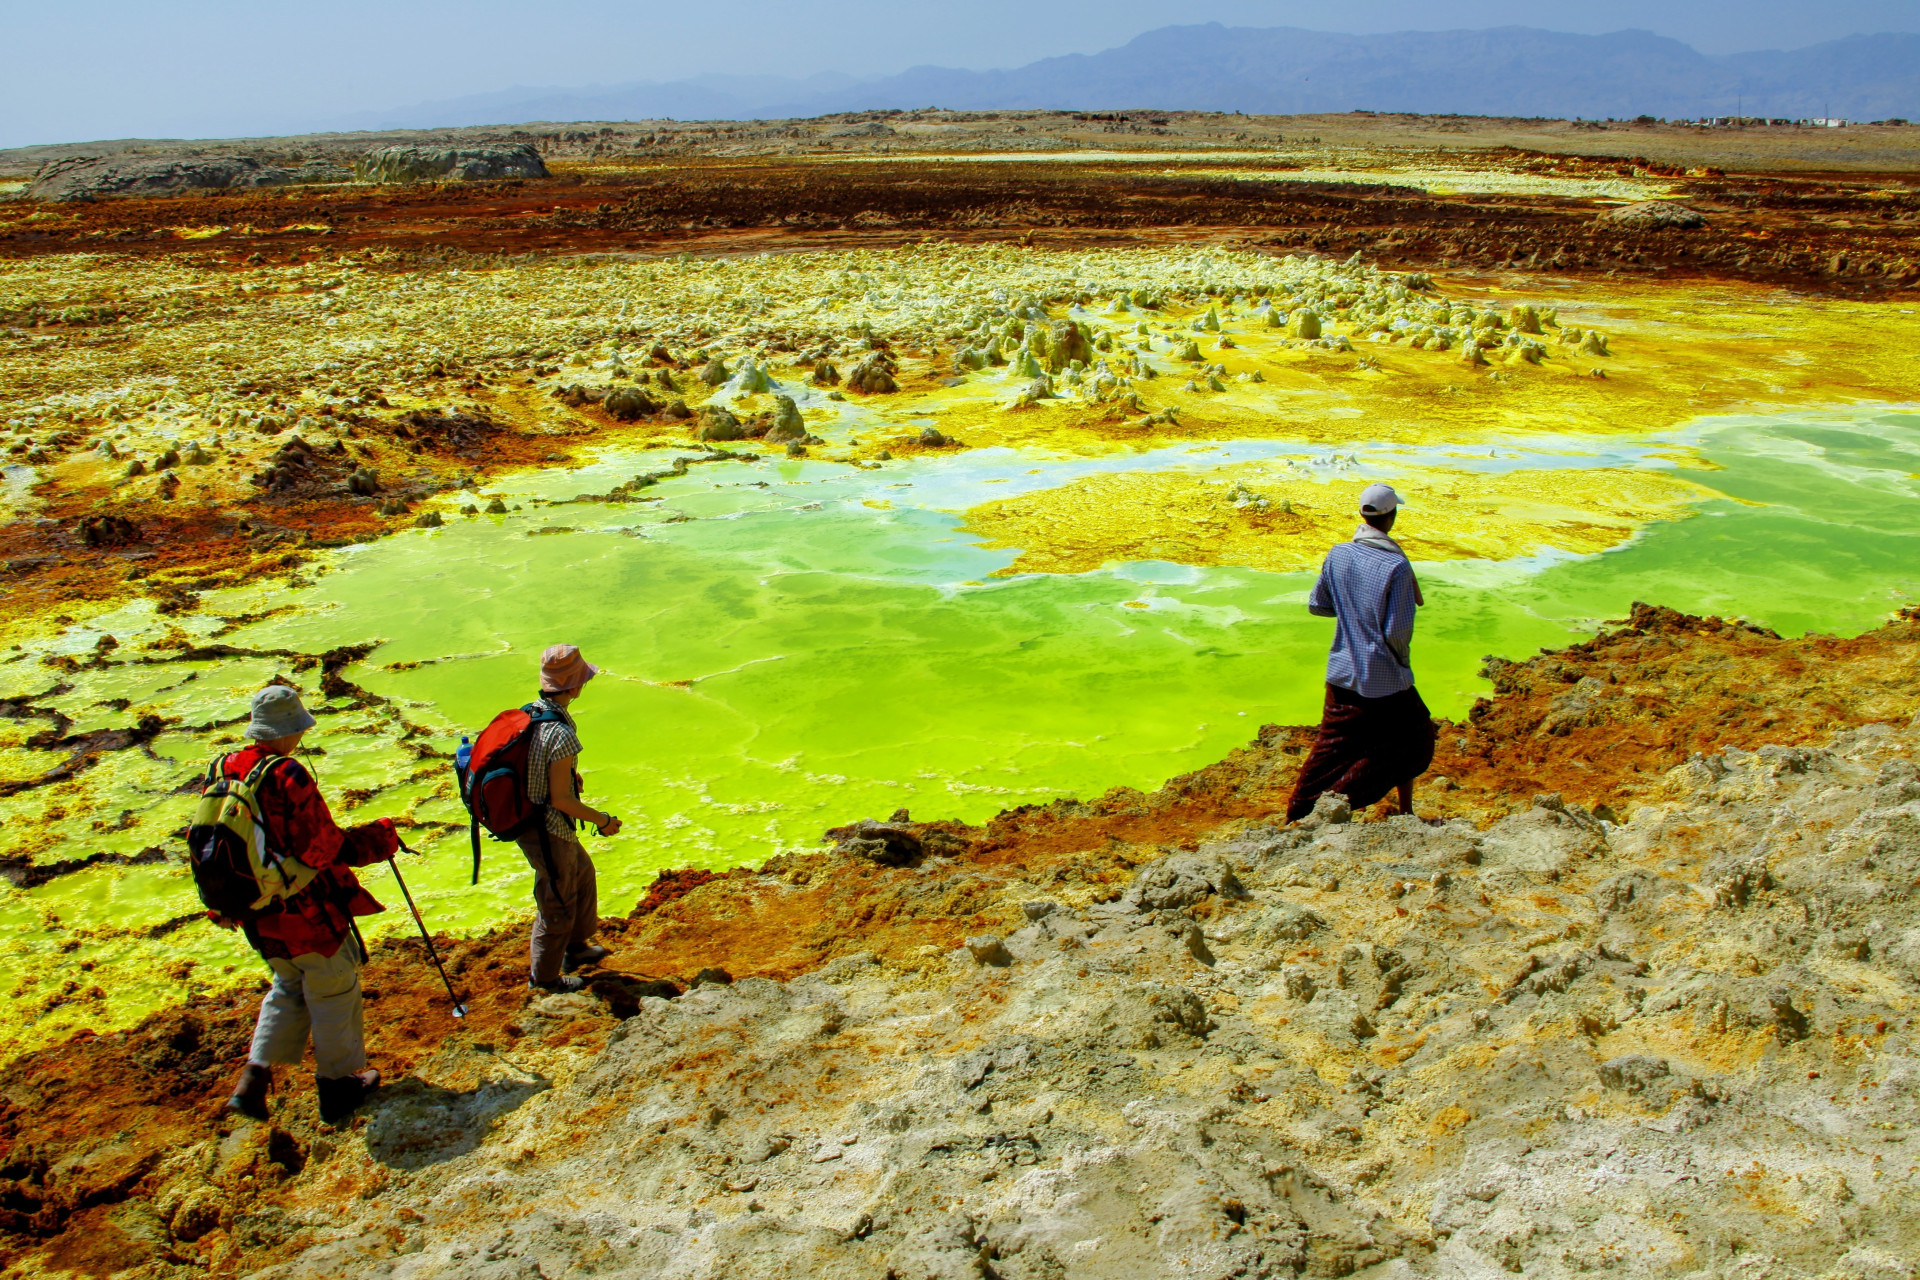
(562, 945, 611, 973)
(316, 1068, 381, 1125)
(225, 1062, 272, 1122)
(529, 974, 587, 994)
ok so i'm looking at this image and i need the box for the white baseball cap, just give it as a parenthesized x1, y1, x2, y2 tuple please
(1359, 483, 1405, 515)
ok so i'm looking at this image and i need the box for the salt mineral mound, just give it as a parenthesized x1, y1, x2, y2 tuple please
(1602, 201, 1708, 230)
(352, 143, 550, 184)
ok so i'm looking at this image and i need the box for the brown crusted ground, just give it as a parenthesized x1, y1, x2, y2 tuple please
(3, 158, 1916, 297)
(2, 600, 1917, 1273)
(0, 400, 578, 622)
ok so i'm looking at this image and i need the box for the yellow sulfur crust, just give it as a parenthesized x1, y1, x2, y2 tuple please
(959, 464, 1722, 576)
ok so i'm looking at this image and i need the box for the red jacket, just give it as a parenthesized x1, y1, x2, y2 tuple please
(212, 746, 396, 960)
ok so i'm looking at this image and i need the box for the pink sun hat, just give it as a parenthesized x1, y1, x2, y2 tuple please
(539, 644, 599, 693)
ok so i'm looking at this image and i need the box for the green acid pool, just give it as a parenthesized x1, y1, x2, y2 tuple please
(1, 406, 1916, 1058)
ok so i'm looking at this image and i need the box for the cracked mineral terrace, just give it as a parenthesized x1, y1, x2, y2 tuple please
(2, 606, 1919, 1279)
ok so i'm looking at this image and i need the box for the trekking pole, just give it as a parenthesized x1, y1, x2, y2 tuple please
(391, 840, 468, 1019)
(299, 750, 468, 1017)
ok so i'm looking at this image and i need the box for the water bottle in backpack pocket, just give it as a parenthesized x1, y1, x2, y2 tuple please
(183, 754, 319, 922)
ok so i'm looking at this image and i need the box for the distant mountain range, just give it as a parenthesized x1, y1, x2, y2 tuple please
(333, 24, 1920, 131)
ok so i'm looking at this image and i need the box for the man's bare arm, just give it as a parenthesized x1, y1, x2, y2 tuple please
(547, 754, 621, 835)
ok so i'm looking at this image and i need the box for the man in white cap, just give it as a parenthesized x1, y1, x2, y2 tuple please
(1285, 483, 1436, 822)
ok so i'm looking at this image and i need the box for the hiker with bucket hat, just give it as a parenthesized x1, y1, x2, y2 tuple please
(515, 645, 619, 992)
(186, 685, 400, 1125)
(1285, 483, 1437, 822)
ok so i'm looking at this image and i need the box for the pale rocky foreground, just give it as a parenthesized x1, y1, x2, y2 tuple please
(115, 718, 1920, 1280)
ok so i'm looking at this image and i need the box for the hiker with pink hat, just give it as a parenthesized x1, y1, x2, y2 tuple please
(512, 643, 621, 991)
(458, 644, 623, 992)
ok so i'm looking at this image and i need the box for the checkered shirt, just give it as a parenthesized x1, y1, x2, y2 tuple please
(525, 697, 584, 836)
(1307, 533, 1421, 698)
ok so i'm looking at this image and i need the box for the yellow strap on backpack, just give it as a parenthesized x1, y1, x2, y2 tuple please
(200, 753, 322, 910)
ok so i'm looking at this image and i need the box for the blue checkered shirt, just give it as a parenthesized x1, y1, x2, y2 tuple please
(1307, 530, 1420, 698)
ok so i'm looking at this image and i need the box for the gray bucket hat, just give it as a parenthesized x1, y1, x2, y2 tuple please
(247, 685, 316, 741)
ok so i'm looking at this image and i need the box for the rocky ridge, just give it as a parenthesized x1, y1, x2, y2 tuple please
(2, 611, 1918, 1279)
(350, 144, 549, 185)
(22, 144, 546, 202)
(23, 156, 353, 203)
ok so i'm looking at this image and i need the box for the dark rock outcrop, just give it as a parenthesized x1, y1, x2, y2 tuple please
(764, 396, 806, 444)
(845, 353, 898, 394)
(829, 818, 924, 865)
(603, 386, 659, 421)
(26, 155, 347, 202)
(353, 143, 548, 184)
(694, 405, 745, 442)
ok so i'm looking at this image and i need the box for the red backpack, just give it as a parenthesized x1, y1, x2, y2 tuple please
(457, 702, 569, 883)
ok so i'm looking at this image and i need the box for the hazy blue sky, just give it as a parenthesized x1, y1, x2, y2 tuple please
(4, 0, 1916, 148)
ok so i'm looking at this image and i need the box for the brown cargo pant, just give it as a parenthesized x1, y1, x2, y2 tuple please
(514, 827, 600, 983)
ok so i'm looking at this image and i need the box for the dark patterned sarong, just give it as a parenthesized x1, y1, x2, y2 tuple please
(1284, 683, 1436, 821)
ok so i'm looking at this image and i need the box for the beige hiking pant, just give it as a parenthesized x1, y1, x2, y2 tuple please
(248, 931, 366, 1079)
